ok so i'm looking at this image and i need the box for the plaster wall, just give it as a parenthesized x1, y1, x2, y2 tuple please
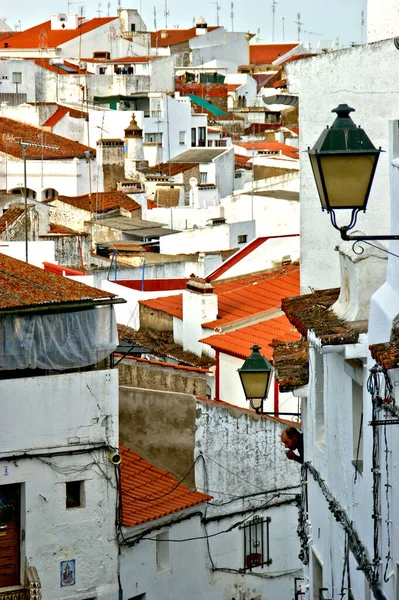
(367, 0, 399, 42)
(213, 148, 234, 199)
(190, 29, 250, 73)
(0, 369, 118, 451)
(57, 20, 131, 60)
(211, 235, 300, 280)
(117, 358, 207, 396)
(286, 39, 399, 291)
(182, 289, 218, 356)
(0, 59, 36, 101)
(101, 279, 183, 329)
(146, 205, 221, 230)
(0, 155, 97, 199)
(0, 239, 55, 267)
(173, 315, 183, 345)
(49, 200, 92, 233)
(222, 194, 299, 237)
(119, 386, 197, 484)
(40, 234, 91, 271)
(160, 224, 231, 254)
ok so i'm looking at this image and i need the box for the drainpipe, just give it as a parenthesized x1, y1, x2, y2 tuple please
(215, 350, 220, 401)
(274, 377, 279, 415)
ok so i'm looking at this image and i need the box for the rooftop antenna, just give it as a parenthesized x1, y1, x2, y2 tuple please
(154, 6, 157, 30)
(164, 0, 170, 28)
(211, 2, 220, 26)
(231, 1, 234, 31)
(257, 27, 260, 41)
(271, 0, 278, 42)
(294, 12, 303, 41)
(193, 16, 196, 26)
(97, 2, 102, 17)
(361, 9, 365, 44)
(281, 15, 285, 42)
(107, 1, 111, 16)
(117, 0, 121, 7)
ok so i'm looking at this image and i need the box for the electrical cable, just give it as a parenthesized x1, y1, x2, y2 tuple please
(383, 419, 392, 583)
(199, 451, 264, 491)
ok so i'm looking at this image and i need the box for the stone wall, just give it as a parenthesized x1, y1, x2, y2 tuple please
(139, 303, 173, 332)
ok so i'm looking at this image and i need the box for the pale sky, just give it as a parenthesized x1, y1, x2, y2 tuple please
(4, 0, 367, 49)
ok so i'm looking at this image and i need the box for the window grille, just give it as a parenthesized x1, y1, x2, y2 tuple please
(243, 515, 271, 570)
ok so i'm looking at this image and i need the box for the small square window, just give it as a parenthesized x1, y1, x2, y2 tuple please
(66, 481, 84, 509)
(156, 531, 169, 572)
(238, 235, 247, 244)
(243, 516, 271, 570)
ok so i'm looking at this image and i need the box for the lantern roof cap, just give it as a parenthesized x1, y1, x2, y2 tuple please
(309, 104, 380, 154)
(238, 344, 273, 373)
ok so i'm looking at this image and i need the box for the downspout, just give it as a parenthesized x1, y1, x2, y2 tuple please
(215, 350, 220, 401)
(274, 376, 279, 415)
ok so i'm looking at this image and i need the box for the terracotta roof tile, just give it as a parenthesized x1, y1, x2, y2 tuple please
(249, 43, 298, 65)
(56, 191, 141, 214)
(139, 293, 183, 319)
(139, 266, 300, 329)
(0, 207, 24, 233)
(150, 26, 219, 48)
(0, 117, 93, 160)
(234, 141, 298, 159)
(282, 288, 367, 346)
(43, 107, 69, 127)
(32, 58, 90, 75)
(272, 340, 309, 392)
(369, 341, 399, 370)
(147, 162, 198, 176)
(201, 314, 300, 360)
(49, 223, 82, 234)
(3, 17, 117, 49)
(120, 444, 211, 527)
(0, 252, 115, 311)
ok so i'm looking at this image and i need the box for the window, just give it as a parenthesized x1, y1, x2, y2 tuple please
(243, 516, 271, 570)
(179, 131, 186, 145)
(144, 132, 163, 144)
(12, 72, 22, 84)
(199, 172, 207, 184)
(66, 481, 84, 509)
(312, 550, 323, 600)
(238, 235, 247, 244)
(191, 127, 196, 147)
(156, 531, 169, 572)
(198, 126, 206, 147)
(314, 351, 325, 448)
(352, 380, 363, 473)
(131, 23, 136, 32)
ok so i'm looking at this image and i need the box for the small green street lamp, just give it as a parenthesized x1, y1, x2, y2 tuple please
(307, 104, 397, 243)
(238, 345, 274, 414)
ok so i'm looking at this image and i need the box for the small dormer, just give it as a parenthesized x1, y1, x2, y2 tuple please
(50, 14, 79, 30)
(195, 16, 208, 35)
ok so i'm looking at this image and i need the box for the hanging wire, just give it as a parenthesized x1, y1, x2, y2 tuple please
(339, 532, 349, 599)
(383, 419, 392, 583)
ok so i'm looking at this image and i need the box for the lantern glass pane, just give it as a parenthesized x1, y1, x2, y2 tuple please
(251, 397, 263, 411)
(240, 371, 268, 400)
(309, 154, 327, 209)
(319, 154, 377, 209)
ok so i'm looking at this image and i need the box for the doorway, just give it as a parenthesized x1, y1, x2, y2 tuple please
(0, 484, 20, 587)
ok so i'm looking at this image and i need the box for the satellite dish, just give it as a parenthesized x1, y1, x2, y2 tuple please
(189, 177, 198, 187)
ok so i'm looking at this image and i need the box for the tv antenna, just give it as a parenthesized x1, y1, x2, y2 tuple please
(211, 2, 220, 26)
(271, 0, 278, 42)
(361, 9, 365, 44)
(154, 6, 157, 30)
(97, 2, 102, 17)
(164, 0, 170, 28)
(294, 12, 303, 41)
(231, 1, 234, 31)
(281, 15, 285, 42)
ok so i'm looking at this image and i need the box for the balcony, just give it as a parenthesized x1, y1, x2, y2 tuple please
(144, 110, 163, 118)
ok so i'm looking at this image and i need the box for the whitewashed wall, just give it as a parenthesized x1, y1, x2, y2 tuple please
(0, 240, 55, 267)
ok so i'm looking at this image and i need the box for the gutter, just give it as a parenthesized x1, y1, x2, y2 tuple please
(0, 296, 126, 317)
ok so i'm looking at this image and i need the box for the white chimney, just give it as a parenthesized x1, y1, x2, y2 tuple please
(195, 16, 208, 35)
(182, 276, 218, 355)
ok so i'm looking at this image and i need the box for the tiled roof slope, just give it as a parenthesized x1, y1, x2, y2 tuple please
(43, 106, 69, 127)
(0, 117, 93, 160)
(120, 444, 211, 527)
(33, 59, 90, 75)
(139, 267, 300, 328)
(0, 207, 24, 232)
(272, 340, 309, 392)
(56, 191, 141, 214)
(234, 141, 299, 159)
(201, 314, 300, 360)
(150, 26, 218, 48)
(369, 341, 399, 370)
(0, 253, 115, 311)
(249, 43, 298, 64)
(2, 17, 117, 48)
(282, 288, 367, 346)
(147, 162, 198, 176)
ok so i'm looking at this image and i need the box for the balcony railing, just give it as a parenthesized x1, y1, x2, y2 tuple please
(144, 110, 162, 118)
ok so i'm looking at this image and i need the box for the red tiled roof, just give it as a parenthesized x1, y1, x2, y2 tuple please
(201, 314, 300, 360)
(115, 354, 210, 373)
(0, 253, 115, 310)
(139, 293, 183, 319)
(279, 53, 317, 66)
(0, 207, 24, 233)
(207, 234, 299, 281)
(227, 83, 241, 91)
(147, 162, 198, 176)
(204, 266, 300, 329)
(147, 199, 157, 210)
(120, 444, 211, 527)
(249, 43, 298, 65)
(234, 141, 298, 159)
(42, 262, 86, 276)
(151, 26, 219, 48)
(49, 223, 81, 234)
(43, 107, 69, 128)
(56, 191, 141, 214)
(139, 266, 300, 329)
(2, 17, 117, 49)
(0, 117, 94, 160)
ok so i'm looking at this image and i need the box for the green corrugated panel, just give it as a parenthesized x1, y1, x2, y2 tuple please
(185, 94, 227, 117)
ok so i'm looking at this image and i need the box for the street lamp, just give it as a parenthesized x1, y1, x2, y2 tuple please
(307, 104, 397, 242)
(238, 344, 274, 414)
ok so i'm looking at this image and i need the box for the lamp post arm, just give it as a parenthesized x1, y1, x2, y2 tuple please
(339, 229, 399, 242)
